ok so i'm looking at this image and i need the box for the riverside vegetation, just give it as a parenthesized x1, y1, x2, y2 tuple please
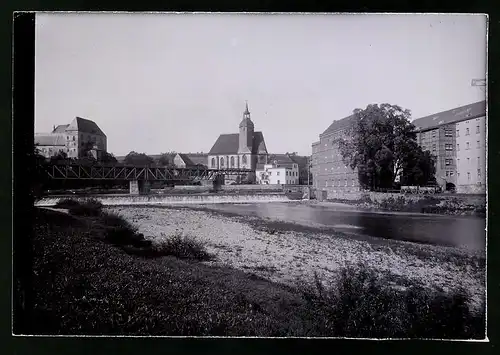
(30, 199, 485, 337)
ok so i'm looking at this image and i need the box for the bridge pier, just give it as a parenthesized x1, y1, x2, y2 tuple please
(129, 180, 151, 195)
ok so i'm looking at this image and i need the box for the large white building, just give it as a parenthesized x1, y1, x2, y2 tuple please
(256, 154, 299, 185)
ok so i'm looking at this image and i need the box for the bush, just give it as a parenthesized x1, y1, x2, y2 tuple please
(151, 234, 213, 261)
(55, 198, 81, 209)
(99, 212, 148, 247)
(301, 264, 485, 339)
(67, 198, 103, 217)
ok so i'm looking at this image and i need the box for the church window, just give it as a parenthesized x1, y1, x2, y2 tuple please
(242, 155, 247, 164)
(211, 158, 216, 168)
(230, 156, 235, 167)
(220, 157, 225, 167)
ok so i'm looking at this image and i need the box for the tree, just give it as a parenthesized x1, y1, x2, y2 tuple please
(101, 151, 118, 164)
(336, 103, 435, 190)
(123, 151, 154, 166)
(157, 153, 174, 167)
(31, 145, 49, 201)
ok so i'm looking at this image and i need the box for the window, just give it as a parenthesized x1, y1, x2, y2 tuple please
(277, 171, 280, 176)
(467, 157, 470, 164)
(457, 158, 460, 166)
(230, 156, 235, 167)
(477, 169, 481, 178)
(466, 142, 470, 150)
(476, 125, 480, 134)
(450, 171, 454, 176)
(467, 172, 471, 181)
(220, 157, 224, 167)
(432, 130, 436, 138)
(66, 136, 69, 140)
(445, 144, 453, 151)
(457, 143, 460, 151)
(445, 159, 452, 166)
(477, 140, 480, 148)
(445, 128, 453, 137)
(73, 136, 75, 141)
(269, 171, 272, 176)
(466, 128, 470, 136)
(456, 129, 460, 137)
(345, 179, 348, 187)
(277, 180, 280, 185)
(477, 157, 480, 167)
(242, 155, 247, 164)
(445, 171, 449, 177)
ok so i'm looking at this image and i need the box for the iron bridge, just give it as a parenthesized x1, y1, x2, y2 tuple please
(41, 162, 253, 181)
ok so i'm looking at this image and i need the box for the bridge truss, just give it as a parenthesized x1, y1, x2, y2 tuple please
(41, 162, 252, 181)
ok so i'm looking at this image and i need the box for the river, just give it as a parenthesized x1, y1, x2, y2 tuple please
(199, 202, 486, 252)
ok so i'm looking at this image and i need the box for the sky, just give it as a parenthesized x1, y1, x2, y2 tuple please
(35, 13, 487, 157)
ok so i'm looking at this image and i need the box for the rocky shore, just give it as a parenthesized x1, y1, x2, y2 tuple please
(106, 206, 486, 312)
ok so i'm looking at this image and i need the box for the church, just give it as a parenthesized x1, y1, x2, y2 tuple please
(208, 102, 269, 178)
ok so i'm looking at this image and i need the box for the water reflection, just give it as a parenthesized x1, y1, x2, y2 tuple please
(207, 203, 486, 252)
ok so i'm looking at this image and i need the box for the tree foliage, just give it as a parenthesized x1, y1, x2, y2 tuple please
(123, 151, 155, 166)
(336, 104, 436, 190)
(157, 153, 174, 167)
(101, 151, 118, 164)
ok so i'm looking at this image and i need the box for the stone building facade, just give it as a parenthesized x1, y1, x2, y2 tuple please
(412, 100, 486, 194)
(35, 116, 107, 160)
(208, 103, 268, 182)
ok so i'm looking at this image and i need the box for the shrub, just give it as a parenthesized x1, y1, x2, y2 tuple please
(68, 198, 103, 217)
(152, 234, 213, 261)
(55, 198, 81, 209)
(99, 212, 146, 247)
(301, 264, 485, 339)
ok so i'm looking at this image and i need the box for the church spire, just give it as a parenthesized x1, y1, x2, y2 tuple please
(243, 101, 251, 119)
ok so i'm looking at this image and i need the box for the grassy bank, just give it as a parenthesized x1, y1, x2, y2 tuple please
(327, 195, 486, 217)
(28, 200, 485, 337)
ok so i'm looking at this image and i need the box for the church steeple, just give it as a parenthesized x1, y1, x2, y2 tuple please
(243, 101, 251, 120)
(238, 101, 254, 154)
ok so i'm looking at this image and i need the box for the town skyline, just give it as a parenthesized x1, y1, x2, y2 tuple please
(35, 13, 486, 156)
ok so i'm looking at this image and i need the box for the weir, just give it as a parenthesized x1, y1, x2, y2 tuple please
(36, 193, 294, 207)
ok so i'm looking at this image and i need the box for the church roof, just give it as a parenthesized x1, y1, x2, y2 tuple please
(411, 100, 486, 131)
(65, 117, 106, 136)
(35, 134, 66, 146)
(209, 132, 267, 155)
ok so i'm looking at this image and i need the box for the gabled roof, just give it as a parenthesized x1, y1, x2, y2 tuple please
(412, 100, 486, 131)
(65, 117, 106, 136)
(321, 115, 354, 137)
(268, 154, 295, 168)
(288, 155, 309, 169)
(35, 134, 66, 146)
(208, 131, 268, 155)
(52, 124, 69, 133)
(184, 153, 208, 166)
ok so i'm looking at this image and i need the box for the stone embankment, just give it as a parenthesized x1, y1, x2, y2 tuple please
(323, 192, 486, 217)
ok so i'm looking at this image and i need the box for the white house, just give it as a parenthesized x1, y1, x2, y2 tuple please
(256, 154, 299, 185)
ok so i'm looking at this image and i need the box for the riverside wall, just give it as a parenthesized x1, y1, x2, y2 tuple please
(36, 192, 293, 207)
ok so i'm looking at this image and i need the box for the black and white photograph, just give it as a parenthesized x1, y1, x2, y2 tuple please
(16, 12, 487, 338)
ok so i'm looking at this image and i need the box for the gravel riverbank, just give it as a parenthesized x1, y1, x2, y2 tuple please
(106, 206, 485, 312)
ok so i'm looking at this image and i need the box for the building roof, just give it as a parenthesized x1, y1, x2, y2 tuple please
(208, 132, 267, 155)
(321, 115, 354, 137)
(288, 155, 309, 170)
(65, 117, 106, 136)
(267, 154, 296, 168)
(52, 124, 69, 133)
(177, 153, 208, 166)
(412, 100, 486, 131)
(35, 134, 66, 146)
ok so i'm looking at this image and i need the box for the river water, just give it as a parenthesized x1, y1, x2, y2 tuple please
(201, 202, 486, 252)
